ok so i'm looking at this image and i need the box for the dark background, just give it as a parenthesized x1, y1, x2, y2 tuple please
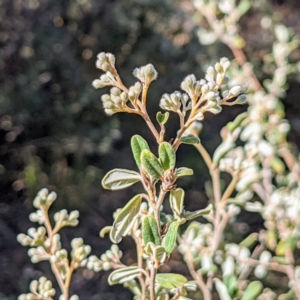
(0, 0, 300, 299)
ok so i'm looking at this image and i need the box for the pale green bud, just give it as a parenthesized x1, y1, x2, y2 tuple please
(128, 90, 136, 102)
(235, 94, 247, 104)
(144, 64, 158, 82)
(229, 86, 242, 97)
(215, 62, 223, 73)
(220, 57, 230, 71)
(181, 74, 196, 93)
(110, 87, 121, 96)
(120, 92, 128, 103)
(201, 84, 209, 94)
(29, 280, 38, 293)
(107, 53, 115, 66)
(102, 261, 112, 271)
(92, 79, 104, 89)
(71, 238, 83, 249)
(133, 81, 142, 94)
(207, 105, 222, 114)
(101, 253, 108, 261)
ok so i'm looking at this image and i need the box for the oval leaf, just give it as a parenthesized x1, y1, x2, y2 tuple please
(142, 216, 161, 246)
(159, 142, 176, 170)
(169, 188, 185, 216)
(163, 221, 179, 254)
(240, 281, 263, 300)
(156, 111, 169, 125)
(214, 278, 232, 300)
(108, 266, 141, 285)
(110, 194, 142, 243)
(131, 135, 150, 168)
(156, 273, 188, 289)
(102, 169, 141, 190)
(180, 135, 200, 144)
(175, 167, 194, 178)
(141, 149, 164, 180)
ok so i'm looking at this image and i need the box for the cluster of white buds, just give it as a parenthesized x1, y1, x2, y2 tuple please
(178, 222, 214, 260)
(225, 243, 251, 274)
(95, 52, 116, 74)
(101, 87, 129, 115)
(206, 57, 230, 84)
(70, 238, 91, 268)
(17, 227, 46, 247)
(18, 277, 56, 300)
(92, 53, 117, 89)
(87, 244, 122, 272)
(159, 91, 190, 113)
(54, 209, 79, 228)
(29, 209, 45, 225)
(128, 82, 142, 102)
(180, 74, 204, 99)
(132, 63, 158, 85)
(33, 188, 57, 210)
(50, 248, 68, 264)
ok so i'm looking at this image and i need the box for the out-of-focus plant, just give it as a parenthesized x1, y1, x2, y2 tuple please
(17, 1, 300, 299)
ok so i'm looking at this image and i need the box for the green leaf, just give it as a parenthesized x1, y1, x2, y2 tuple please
(237, 0, 252, 16)
(224, 275, 238, 297)
(141, 149, 164, 180)
(159, 142, 176, 170)
(239, 233, 258, 248)
(163, 221, 179, 254)
(156, 111, 169, 125)
(131, 135, 150, 168)
(214, 278, 232, 300)
(156, 273, 188, 289)
(144, 242, 166, 264)
(226, 112, 247, 132)
(182, 203, 213, 220)
(180, 135, 200, 144)
(102, 169, 141, 190)
(241, 281, 263, 300)
(108, 266, 141, 285)
(175, 167, 194, 178)
(142, 216, 161, 246)
(169, 188, 185, 216)
(110, 194, 142, 243)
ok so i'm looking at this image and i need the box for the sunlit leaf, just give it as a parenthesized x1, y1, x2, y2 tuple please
(141, 149, 164, 180)
(241, 281, 263, 300)
(180, 135, 200, 144)
(156, 111, 169, 125)
(169, 188, 185, 216)
(156, 273, 188, 289)
(102, 169, 141, 190)
(163, 221, 179, 254)
(214, 278, 232, 300)
(159, 142, 176, 170)
(175, 167, 194, 178)
(108, 266, 141, 285)
(110, 194, 142, 243)
(131, 135, 150, 168)
(142, 216, 161, 246)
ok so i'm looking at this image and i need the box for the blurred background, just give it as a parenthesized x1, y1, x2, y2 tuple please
(0, 0, 300, 299)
